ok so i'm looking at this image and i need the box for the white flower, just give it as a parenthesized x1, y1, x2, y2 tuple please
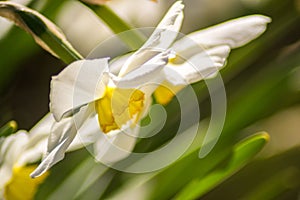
(31, 1, 271, 178)
(0, 112, 96, 199)
(0, 115, 52, 199)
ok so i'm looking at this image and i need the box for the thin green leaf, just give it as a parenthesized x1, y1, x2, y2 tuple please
(241, 167, 300, 200)
(0, 120, 17, 137)
(0, 0, 67, 92)
(46, 157, 109, 200)
(0, 2, 83, 64)
(174, 132, 269, 200)
(204, 146, 300, 199)
(81, 2, 146, 50)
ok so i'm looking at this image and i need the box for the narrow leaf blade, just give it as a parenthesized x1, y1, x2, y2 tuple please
(175, 132, 269, 200)
(0, 2, 83, 63)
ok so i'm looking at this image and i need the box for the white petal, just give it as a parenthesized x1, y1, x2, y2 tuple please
(165, 45, 230, 85)
(31, 104, 94, 178)
(173, 15, 271, 54)
(50, 58, 109, 121)
(0, 131, 29, 188)
(68, 115, 101, 151)
(118, 1, 184, 76)
(30, 118, 77, 178)
(166, 15, 270, 85)
(94, 126, 139, 164)
(29, 113, 54, 137)
(109, 53, 132, 75)
(0, 131, 29, 166)
(17, 114, 54, 166)
(111, 51, 169, 88)
(16, 138, 48, 167)
(140, 0, 184, 50)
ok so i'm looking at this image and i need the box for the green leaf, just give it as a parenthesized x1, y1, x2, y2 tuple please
(46, 157, 109, 200)
(174, 132, 269, 200)
(81, 2, 146, 50)
(241, 167, 300, 200)
(0, 2, 83, 64)
(0, 0, 67, 92)
(0, 120, 17, 137)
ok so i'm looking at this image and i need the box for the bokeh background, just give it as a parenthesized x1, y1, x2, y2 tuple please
(0, 0, 300, 199)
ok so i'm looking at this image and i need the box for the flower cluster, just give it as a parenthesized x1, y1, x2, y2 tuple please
(0, 115, 51, 199)
(30, 1, 271, 178)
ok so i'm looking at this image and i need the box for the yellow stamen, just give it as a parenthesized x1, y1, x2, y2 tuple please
(168, 54, 178, 64)
(168, 53, 186, 65)
(95, 87, 144, 133)
(154, 81, 184, 105)
(4, 165, 49, 200)
(154, 55, 185, 105)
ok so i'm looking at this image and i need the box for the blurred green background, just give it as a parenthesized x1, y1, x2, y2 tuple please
(0, 0, 300, 199)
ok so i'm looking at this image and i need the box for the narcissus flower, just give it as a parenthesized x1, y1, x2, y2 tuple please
(0, 113, 96, 199)
(31, 1, 271, 177)
(0, 115, 52, 200)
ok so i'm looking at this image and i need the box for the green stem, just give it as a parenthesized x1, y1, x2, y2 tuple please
(0, 121, 17, 137)
(82, 2, 146, 50)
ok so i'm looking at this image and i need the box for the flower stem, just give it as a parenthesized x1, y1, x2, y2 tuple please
(82, 3, 146, 50)
(0, 121, 17, 137)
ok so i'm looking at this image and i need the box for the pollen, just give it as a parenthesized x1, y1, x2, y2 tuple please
(95, 87, 144, 133)
(4, 165, 49, 200)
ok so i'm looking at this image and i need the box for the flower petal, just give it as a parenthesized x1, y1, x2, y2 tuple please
(118, 0, 184, 76)
(68, 115, 101, 151)
(94, 126, 139, 164)
(29, 113, 54, 137)
(30, 105, 93, 178)
(50, 58, 109, 121)
(165, 45, 230, 85)
(161, 15, 271, 92)
(140, 0, 184, 50)
(17, 114, 54, 166)
(110, 51, 169, 88)
(155, 15, 270, 105)
(109, 53, 132, 75)
(29, 118, 76, 178)
(0, 131, 29, 167)
(0, 131, 29, 188)
(172, 14, 271, 54)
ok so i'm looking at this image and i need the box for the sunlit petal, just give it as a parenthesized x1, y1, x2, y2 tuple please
(94, 126, 140, 164)
(118, 0, 184, 76)
(0, 132, 28, 189)
(31, 104, 93, 178)
(50, 58, 109, 121)
(111, 51, 169, 88)
(173, 15, 271, 54)
(166, 45, 231, 85)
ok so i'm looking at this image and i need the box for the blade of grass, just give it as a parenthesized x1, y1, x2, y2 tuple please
(0, 2, 83, 63)
(80, 2, 146, 50)
(241, 167, 300, 200)
(0, 0, 68, 92)
(174, 132, 269, 200)
(202, 146, 300, 199)
(46, 157, 108, 200)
